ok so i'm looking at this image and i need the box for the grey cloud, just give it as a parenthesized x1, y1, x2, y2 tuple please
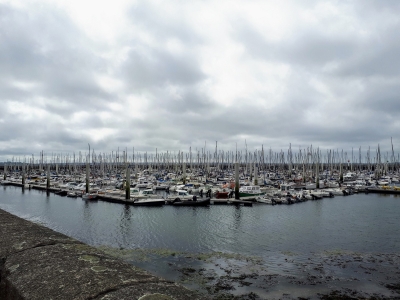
(234, 20, 357, 69)
(359, 80, 400, 113)
(128, 2, 203, 45)
(157, 87, 217, 115)
(0, 4, 111, 113)
(122, 47, 206, 90)
(333, 32, 400, 77)
(356, 0, 400, 14)
(234, 1, 400, 80)
(2, 1, 400, 159)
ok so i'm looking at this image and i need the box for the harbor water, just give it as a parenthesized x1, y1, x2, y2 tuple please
(1, 185, 400, 298)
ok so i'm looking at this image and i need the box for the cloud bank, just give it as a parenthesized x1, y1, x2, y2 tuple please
(1, 0, 400, 160)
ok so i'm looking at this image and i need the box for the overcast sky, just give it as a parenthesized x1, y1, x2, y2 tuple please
(1, 0, 400, 161)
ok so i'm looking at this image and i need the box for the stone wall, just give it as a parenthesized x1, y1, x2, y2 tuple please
(0, 209, 204, 299)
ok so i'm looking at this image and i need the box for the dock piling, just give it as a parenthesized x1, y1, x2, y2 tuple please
(46, 165, 50, 190)
(235, 162, 239, 200)
(125, 163, 130, 200)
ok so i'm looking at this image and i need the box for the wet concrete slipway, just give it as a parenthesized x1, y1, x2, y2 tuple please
(1, 185, 400, 299)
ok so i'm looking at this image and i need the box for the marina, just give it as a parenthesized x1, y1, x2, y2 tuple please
(2, 144, 399, 205)
(1, 162, 399, 208)
(1, 154, 400, 299)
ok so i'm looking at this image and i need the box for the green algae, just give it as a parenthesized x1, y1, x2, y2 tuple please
(91, 266, 109, 272)
(96, 246, 262, 265)
(13, 242, 26, 250)
(282, 250, 297, 256)
(8, 264, 19, 273)
(138, 294, 174, 300)
(79, 255, 100, 263)
(195, 251, 262, 265)
(97, 246, 152, 262)
(322, 249, 363, 257)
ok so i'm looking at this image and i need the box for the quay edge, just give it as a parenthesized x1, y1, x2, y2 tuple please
(0, 208, 205, 300)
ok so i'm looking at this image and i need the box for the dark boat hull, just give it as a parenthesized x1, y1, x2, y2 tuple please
(55, 190, 68, 196)
(172, 198, 211, 206)
(131, 199, 165, 206)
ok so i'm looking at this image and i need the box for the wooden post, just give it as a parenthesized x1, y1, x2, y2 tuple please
(235, 161, 239, 199)
(86, 157, 89, 194)
(254, 163, 258, 186)
(183, 162, 186, 184)
(339, 161, 343, 183)
(46, 164, 50, 190)
(22, 163, 25, 186)
(249, 159, 252, 181)
(39, 151, 42, 173)
(3, 163, 6, 180)
(125, 163, 130, 199)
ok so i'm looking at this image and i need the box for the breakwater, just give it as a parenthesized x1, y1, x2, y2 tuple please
(0, 208, 203, 300)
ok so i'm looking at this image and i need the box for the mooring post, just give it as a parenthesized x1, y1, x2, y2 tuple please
(46, 164, 50, 190)
(183, 162, 186, 184)
(339, 161, 343, 183)
(22, 163, 25, 186)
(86, 157, 89, 194)
(249, 160, 253, 182)
(254, 163, 258, 186)
(4, 163, 6, 180)
(125, 163, 130, 200)
(235, 161, 239, 199)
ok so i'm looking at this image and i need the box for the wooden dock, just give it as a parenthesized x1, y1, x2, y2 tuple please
(366, 188, 400, 195)
(211, 199, 253, 206)
(3, 182, 254, 207)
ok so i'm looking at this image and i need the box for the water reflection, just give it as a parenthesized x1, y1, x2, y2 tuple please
(232, 205, 240, 224)
(83, 200, 92, 223)
(119, 205, 133, 248)
(123, 205, 131, 221)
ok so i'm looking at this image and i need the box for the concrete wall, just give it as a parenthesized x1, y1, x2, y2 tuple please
(0, 209, 204, 300)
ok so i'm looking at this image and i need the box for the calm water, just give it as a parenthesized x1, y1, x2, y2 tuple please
(1, 185, 399, 256)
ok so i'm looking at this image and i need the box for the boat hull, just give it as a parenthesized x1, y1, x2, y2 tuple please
(131, 199, 165, 206)
(82, 193, 98, 201)
(171, 198, 211, 206)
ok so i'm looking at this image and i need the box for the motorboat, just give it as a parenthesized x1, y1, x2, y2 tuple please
(171, 197, 211, 206)
(239, 185, 265, 197)
(82, 193, 98, 200)
(214, 190, 230, 199)
(167, 189, 195, 200)
(153, 182, 169, 190)
(256, 197, 274, 204)
(67, 191, 78, 198)
(324, 188, 345, 196)
(133, 189, 159, 199)
(130, 198, 165, 206)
